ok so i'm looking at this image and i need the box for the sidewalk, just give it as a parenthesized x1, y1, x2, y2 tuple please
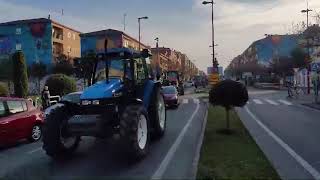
(294, 92, 320, 110)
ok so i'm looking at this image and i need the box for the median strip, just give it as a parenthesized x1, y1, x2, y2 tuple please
(197, 105, 279, 179)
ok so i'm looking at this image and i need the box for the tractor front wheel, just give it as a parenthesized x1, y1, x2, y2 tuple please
(120, 105, 150, 160)
(42, 105, 80, 160)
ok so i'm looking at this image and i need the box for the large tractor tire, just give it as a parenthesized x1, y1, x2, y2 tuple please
(120, 105, 150, 160)
(42, 105, 81, 160)
(149, 88, 167, 139)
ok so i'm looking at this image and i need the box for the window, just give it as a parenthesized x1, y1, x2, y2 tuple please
(7, 101, 24, 114)
(68, 32, 71, 38)
(73, 34, 76, 40)
(16, 43, 22, 50)
(21, 101, 27, 111)
(0, 101, 6, 117)
(16, 28, 21, 35)
(135, 58, 147, 84)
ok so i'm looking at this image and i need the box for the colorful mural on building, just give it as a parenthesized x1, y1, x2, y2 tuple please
(0, 21, 52, 67)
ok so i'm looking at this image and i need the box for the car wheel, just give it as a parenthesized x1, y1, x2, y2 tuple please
(29, 124, 42, 142)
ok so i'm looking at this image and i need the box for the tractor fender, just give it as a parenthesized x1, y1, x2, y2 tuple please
(44, 103, 65, 118)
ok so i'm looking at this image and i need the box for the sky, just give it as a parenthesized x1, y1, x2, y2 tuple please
(0, 0, 320, 72)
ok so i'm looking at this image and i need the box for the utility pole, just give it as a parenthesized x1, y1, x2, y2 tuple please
(203, 0, 216, 68)
(123, 13, 127, 32)
(138, 16, 148, 51)
(301, 1, 313, 94)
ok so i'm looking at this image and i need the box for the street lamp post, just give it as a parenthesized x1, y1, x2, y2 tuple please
(155, 37, 160, 80)
(203, 0, 215, 68)
(301, 6, 313, 94)
(138, 16, 148, 51)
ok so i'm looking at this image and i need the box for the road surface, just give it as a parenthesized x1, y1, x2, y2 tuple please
(0, 87, 208, 180)
(237, 89, 320, 179)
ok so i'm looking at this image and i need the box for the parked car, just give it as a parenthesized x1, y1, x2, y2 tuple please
(162, 86, 179, 108)
(0, 97, 44, 145)
(61, 91, 82, 105)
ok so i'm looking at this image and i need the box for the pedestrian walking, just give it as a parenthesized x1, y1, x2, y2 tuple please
(41, 86, 50, 109)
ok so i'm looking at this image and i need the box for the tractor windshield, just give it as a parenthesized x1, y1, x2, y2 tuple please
(95, 59, 131, 82)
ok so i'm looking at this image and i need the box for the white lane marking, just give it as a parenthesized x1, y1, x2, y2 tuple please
(193, 99, 200, 104)
(265, 99, 279, 106)
(245, 106, 320, 179)
(253, 99, 263, 104)
(152, 99, 200, 179)
(278, 99, 293, 106)
(182, 99, 189, 104)
(27, 147, 42, 154)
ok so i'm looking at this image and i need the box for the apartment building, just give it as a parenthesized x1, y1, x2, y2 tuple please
(0, 18, 80, 68)
(80, 29, 149, 56)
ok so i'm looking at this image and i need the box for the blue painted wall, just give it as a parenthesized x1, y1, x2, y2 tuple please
(0, 22, 52, 67)
(253, 35, 299, 66)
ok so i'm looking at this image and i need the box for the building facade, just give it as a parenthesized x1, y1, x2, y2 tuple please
(80, 29, 149, 56)
(0, 18, 80, 68)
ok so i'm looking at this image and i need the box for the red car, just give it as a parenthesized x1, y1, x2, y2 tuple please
(162, 86, 179, 108)
(0, 97, 44, 145)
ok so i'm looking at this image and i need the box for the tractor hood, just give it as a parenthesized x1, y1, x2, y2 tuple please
(80, 78, 123, 100)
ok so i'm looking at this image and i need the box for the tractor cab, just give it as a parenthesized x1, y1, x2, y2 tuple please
(80, 48, 152, 103)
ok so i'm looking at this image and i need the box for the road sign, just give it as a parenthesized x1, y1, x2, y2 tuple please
(209, 73, 220, 85)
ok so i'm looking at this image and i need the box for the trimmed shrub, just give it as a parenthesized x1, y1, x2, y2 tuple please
(0, 83, 9, 96)
(45, 74, 76, 96)
(12, 51, 28, 98)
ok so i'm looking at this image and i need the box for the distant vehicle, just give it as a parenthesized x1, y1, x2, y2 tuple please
(184, 81, 194, 88)
(165, 71, 184, 95)
(162, 86, 179, 108)
(0, 97, 44, 145)
(61, 91, 82, 104)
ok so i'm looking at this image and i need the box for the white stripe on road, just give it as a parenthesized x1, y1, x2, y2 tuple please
(193, 99, 200, 104)
(27, 147, 42, 154)
(265, 99, 279, 106)
(278, 99, 293, 106)
(253, 99, 263, 104)
(182, 99, 189, 104)
(152, 99, 200, 179)
(245, 106, 320, 179)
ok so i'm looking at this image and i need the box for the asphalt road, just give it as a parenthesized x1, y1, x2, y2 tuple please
(237, 89, 320, 179)
(0, 88, 208, 180)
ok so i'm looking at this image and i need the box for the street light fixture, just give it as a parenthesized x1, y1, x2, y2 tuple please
(202, 0, 216, 68)
(209, 44, 218, 47)
(138, 16, 149, 51)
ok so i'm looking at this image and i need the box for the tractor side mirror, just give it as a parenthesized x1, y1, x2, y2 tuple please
(141, 49, 151, 58)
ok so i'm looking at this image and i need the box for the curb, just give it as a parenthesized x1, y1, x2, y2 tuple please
(190, 102, 209, 180)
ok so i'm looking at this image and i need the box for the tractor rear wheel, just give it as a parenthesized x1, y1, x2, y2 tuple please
(120, 105, 150, 160)
(150, 88, 167, 139)
(42, 105, 80, 160)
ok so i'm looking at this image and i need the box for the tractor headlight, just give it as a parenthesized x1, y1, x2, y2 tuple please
(113, 91, 123, 97)
(81, 100, 91, 105)
(92, 100, 100, 105)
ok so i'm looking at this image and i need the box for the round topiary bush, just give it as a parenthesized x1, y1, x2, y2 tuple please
(0, 83, 9, 96)
(45, 74, 76, 96)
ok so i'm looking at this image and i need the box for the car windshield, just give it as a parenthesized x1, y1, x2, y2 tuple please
(162, 87, 176, 94)
(0, 101, 5, 117)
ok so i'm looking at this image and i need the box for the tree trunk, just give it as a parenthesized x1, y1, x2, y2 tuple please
(226, 108, 230, 130)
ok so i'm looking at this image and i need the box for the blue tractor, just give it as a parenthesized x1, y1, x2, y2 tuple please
(43, 41, 167, 161)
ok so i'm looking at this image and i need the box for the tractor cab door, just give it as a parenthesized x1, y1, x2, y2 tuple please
(134, 58, 154, 108)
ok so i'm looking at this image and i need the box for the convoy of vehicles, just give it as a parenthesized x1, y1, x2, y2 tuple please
(164, 71, 184, 95)
(0, 97, 44, 145)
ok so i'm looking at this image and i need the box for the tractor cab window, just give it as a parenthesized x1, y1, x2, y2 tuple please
(135, 58, 147, 84)
(95, 59, 128, 82)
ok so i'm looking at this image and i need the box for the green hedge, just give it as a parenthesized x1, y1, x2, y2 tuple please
(12, 51, 28, 98)
(0, 83, 9, 96)
(45, 74, 76, 96)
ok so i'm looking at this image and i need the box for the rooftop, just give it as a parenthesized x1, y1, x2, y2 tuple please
(0, 18, 81, 33)
(81, 29, 148, 48)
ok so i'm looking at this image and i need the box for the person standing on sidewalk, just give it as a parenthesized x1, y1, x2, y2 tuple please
(41, 86, 50, 109)
(312, 70, 319, 103)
